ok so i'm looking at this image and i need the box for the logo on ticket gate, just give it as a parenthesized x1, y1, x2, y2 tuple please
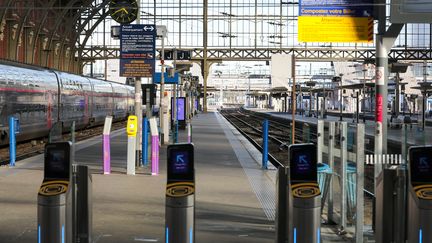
(166, 182, 195, 197)
(414, 185, 432, 200)
(127, 115, 138, 136)
(291, 182, 320, 198)
(39, 180, 69, 196)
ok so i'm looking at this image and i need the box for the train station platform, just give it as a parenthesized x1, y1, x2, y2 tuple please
(247, 108, 432, 147)
(0, 111, 352, 242)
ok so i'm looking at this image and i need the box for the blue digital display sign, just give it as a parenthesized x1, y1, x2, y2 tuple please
(167, 144, 194, 182)
(171, 151, 189, 174)
(171, 97, 186, 122)
(410, 147, 432, 183)
(289, 144, 317, 182)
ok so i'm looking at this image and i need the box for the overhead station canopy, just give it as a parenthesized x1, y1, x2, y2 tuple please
(263, 87, 288, 93)
(412, 82, 432, 94)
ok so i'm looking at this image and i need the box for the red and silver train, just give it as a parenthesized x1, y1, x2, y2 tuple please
(0, 61, 135, 146)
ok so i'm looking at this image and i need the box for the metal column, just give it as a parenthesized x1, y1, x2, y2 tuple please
(327, 122, 335, 223)
(202, 0, 208, 112)
(317, 120, 324, 164)
(340, 122, 348, 232)
(134, 4, 142, 165)
(8, 116, 16, 167)
(355, 124, 365, 242)
(262, 119, 269, 169)
(275, 166, 289, 243)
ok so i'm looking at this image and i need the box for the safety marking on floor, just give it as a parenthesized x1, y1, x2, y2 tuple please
(134, 237, 159, 242)
(216, 112, 276, 221)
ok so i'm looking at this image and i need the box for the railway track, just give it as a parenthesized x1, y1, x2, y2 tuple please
(0, 121, 126, 166)
(220, 108, 377, 225)
(220, 108, 375, 194)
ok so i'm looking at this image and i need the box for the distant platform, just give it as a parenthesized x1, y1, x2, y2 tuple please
(246, 107, 432, 148)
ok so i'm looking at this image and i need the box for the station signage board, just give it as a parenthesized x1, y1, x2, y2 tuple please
(120, 24, 156, 77)
(153, 72, 180, 84)
(298, 0, 374, 43)
(164, 50, 192, 60)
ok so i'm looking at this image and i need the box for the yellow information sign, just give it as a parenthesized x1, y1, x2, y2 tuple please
(298, 16, 373, 43)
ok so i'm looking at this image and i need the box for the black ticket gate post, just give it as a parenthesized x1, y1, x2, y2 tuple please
(276, 144, 321, 243)
(73, 165, 93, 243)
(38, 142, 73, 243)
(374, 165, 407, 243)
(407, 146, 432, 242)
(165, 143, 195, 243)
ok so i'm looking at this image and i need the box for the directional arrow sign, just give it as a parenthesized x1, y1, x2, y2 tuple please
(420, 157, 429, 167)
(176, 154, 185, 164)
(143, 25, 155, 31)
(299, 155, 309, 165)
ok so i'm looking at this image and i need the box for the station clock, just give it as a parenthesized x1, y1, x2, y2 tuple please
(109, 0, 138, 24)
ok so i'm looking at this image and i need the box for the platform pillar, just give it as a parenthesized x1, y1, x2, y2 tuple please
(8, 116, 16, 167)
(262, 120, 269, 169)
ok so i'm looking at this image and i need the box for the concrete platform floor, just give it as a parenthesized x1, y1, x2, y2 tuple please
(0, 111, 359, 242)
(0, 112, 274, 243)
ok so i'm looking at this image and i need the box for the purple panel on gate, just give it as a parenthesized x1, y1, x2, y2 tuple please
(151, 136, 159, 175)
(103, 135, 111, 174)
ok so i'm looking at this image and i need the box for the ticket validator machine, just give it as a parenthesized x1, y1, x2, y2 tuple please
(288, 144, 321, 243)
(407, 146, 432, 242)
(165, 143, 195, 243)
(38, 142, 73, 243)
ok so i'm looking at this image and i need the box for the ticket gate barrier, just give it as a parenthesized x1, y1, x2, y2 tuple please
(374, 165, 407, 243)
(73, 165, 92, 243)
(407, 146, 432, 243)
(276, 144, 321, 243)
(38, 142, 93, 243)
(165, 143, 195, 243)
(38, 142, 73, 243)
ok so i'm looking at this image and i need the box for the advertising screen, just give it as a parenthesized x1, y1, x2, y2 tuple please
(289, 144, 317, 182)
(177, 98, 185, 121)
(409, 146, 432, 183)
(171, 97, 186, 121)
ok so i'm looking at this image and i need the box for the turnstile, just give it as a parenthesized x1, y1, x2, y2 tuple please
(37, 142, 92, 243)
(276, 144, 321, 243)
(38, 142, 73, 243)
(165, 143, 195, 243)
(407, 146, 432, 242)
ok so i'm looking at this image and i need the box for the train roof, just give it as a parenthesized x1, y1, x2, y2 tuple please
(0, 59, 133, 88)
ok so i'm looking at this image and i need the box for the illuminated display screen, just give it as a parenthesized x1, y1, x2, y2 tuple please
(171, 151, 189, 174)
(167, 144, 194, 182)
(171, 97, 186, 121)
(410, 147, 432, 183)
(45, 146, 70, 180)
(290, 144, 317, 182)
(177, 98, 185, 121)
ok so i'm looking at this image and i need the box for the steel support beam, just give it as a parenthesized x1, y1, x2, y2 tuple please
(80, 46, 432, 62)
(203, 0, 208, 112)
